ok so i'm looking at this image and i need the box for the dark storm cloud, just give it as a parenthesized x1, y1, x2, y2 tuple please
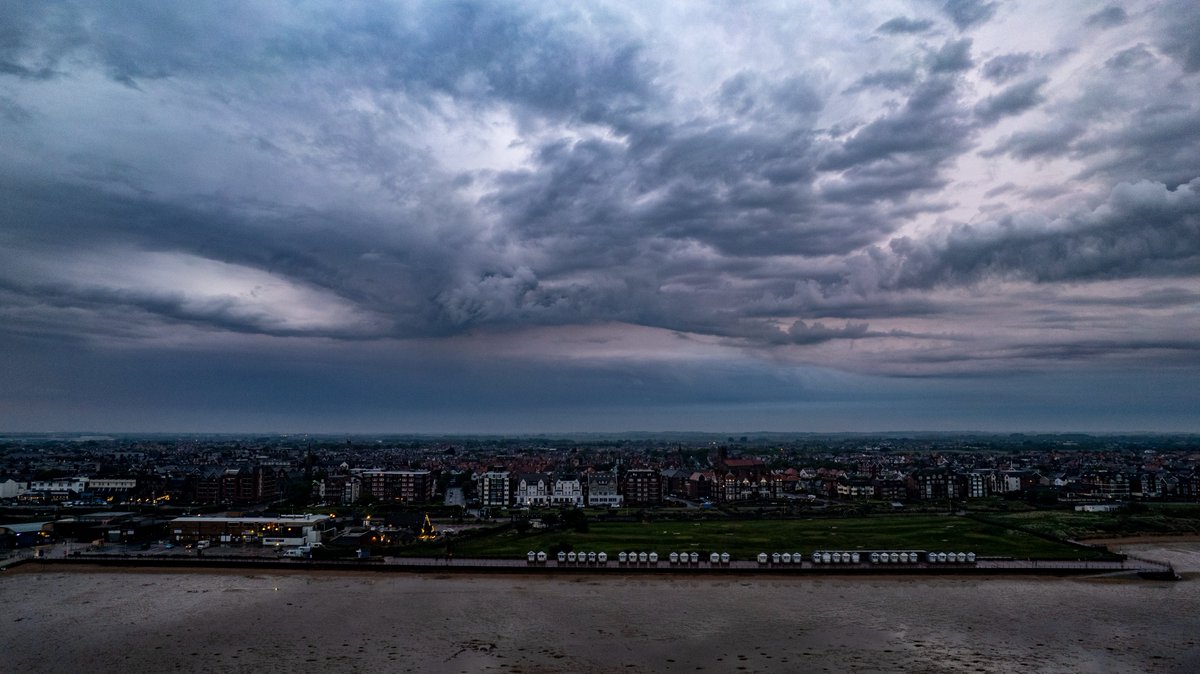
(1105, 44, 1157, 70)
(941, 0, 998, 30)
(1002, 338, 1200, 363)
(928, 38, 974, 73)
(1086, 6, 1129, 28)
(974, 76, 1048, 124)
(846, 69, 918, 92)
(0, 177, 471, 339)
(886, 178, 1200, 288)
(981, 53, 1033, 82)
(819, 76, 975, 211)
(4, 1, 988, 351)
(786, 320, 870, 344)
(1157, 0, 1200, 72)
(1, 1, 1199, 432)
(1073, 104, 1200, 188)
(1055, 286, 1200, 310)
(0, 0, 656, 120)
(877, 17, 934, 35)
(982, 122, 1082, 159)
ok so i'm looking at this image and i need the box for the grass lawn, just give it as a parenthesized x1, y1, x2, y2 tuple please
(982, 506, 1200, 541)
(413, 515, 1114, 561)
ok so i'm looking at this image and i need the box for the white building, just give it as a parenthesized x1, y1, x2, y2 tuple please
(514, 473, 551, 507)
(20, 477, 137, 499)
(551, 475, 583, 507)
(479, 470, 511, 507)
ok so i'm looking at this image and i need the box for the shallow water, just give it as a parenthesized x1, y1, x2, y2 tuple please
(3, 545, 1199, 673)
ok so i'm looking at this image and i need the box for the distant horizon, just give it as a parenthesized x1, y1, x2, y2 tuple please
(4, 428, 1197, 439)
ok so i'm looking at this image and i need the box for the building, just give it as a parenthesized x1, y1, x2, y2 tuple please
(622, 469, 662, 506)
(314, 475, 362, 505)
(551, 474, 583, 507)
(169, 514, 333, 546)
(1178, 472, 1200, 501)
(195, 466, 280, 505)
(909, 468, 952, 500)
(0, 521, 52, 549)
(686, 471, 714, 501)
(0, 479, 20, 500)
(660, 468, 691, 498)
(836, 475, 874, 500)
(479, 469, 511, 507)
(587, 472, 623, 508)
(514, 473, 551, 507)
(363, 470, 435, 503)
(53, 511, 164, 544)
(966, 470, 992, 499)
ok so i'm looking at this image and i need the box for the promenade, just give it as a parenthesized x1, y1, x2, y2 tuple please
(6, 543, 1179, 579)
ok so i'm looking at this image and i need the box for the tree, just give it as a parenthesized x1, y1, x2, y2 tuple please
(561, 508, 589, 533)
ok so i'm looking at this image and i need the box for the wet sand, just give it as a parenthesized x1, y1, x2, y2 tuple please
(3, 546, 1200, 673)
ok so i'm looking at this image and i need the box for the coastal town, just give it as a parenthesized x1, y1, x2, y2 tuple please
(2, 433, 1197, 567)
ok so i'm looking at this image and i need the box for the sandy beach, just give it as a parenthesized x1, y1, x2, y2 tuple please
(3, 545, 1200, 674)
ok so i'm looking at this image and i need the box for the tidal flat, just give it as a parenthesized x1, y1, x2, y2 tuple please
(3, 544, 1199, 673)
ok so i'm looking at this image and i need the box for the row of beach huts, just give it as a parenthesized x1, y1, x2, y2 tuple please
(526, 549, 978, 567)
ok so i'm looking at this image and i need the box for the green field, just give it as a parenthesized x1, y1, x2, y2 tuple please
(981, 505, 1200, 540)
(418, 515, 1115, 560)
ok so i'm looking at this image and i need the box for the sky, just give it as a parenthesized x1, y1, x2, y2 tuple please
(1, 0, 1198, 434)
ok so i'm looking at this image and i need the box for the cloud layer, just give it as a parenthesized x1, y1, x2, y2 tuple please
(1, 1, 1198, 430)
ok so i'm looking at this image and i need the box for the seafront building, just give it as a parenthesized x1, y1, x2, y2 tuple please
(514, 473, 552, 506)
(551, 474, 584, 507)
(169, 514, 333, 546)
(586, 472, 623, 508)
